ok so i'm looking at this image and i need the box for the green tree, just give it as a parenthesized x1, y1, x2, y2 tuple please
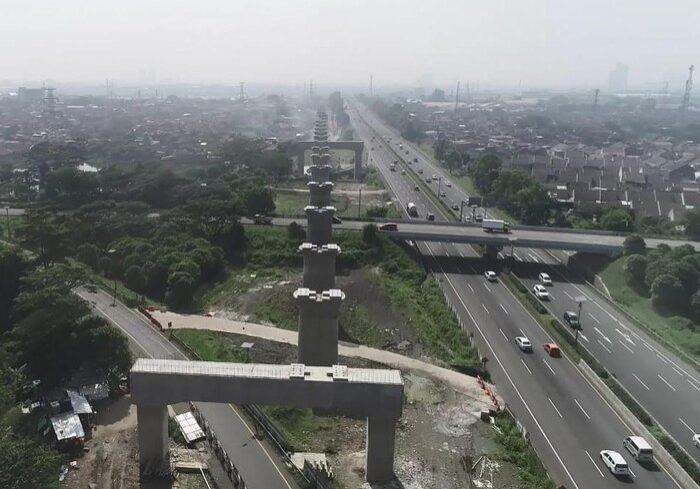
(0, 246, 28, 331)
(623, 234, 646, 255)
(599, 207, 632, 232)
(243, 186, 275, 216)
(433, 136, 448, 161)
(469, 154, 501, 192)
(0, 429, 63, 489)
(124, 265, 146, 293)
(683, 207, 700, 238)
(362, 224, 379, 245)
(287, 222, 306, 243)
(691, 288, 700, 318)
(650, 274, 685, 312)
(76, 243, 102, 270)
(18, 209, 71, 269)
(623, 254, 647, 288)
(166, 271, 195, 308)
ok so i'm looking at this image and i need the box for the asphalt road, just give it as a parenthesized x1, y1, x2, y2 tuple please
(76, 288, 298, 489)
(352, 101, 700, 463)
(350, 102, 684, 489)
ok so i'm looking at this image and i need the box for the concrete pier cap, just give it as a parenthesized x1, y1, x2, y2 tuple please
(310, 164, 332, 182)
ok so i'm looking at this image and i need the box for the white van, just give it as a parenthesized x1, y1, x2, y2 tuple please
(623, 436, 653, 461)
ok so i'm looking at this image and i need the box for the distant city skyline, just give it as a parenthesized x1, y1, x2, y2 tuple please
(1, 0, 697, 91)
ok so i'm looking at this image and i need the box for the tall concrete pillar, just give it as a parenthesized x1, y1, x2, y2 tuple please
(365, 416, 398, 482)
(299, 243, 340, 290)
(320, 153, 331, 166)
(308, 181, 333, 207)
(137, 404, 169, 475)
(305, 205, 335, 245)
(311, 152, 321, 166)
(355, 148, 363, 180)
(310, 164, 332, 182)
(294, 288, 344, 366)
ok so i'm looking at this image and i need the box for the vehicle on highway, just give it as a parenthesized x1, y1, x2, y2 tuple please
(445, 181, 452, 187)
(414, 185, 420, 191)
(426, 177, 432, 183)
(252, 214, 272, 225)
(464, 215, 471, 222)
(515, 336, 533, 352)
(439, 191, 446, 197)
(405, 150, 409, 155)
(533, 284, 549, 300)
(426, 213, 435, 221)
(623, 436, 653, 462)
(543, 343, 561, 357)
(379, 223, 398, 231)
(371, 146, 374, 151)
(418, 168, 423, 174)
(474, 214, 484, 222)
(600, 450, 630, 476)
(413, 157, 418, 163)
(432, 175, 438, 181)
(693, 433, 700, 448)
(482, 219, 510, 233)
(538, 272, 552, 285)
(406, 202, 419, 217)
(484, 270, 497, 282)
(563, 311, 581, 329)
(401, 169, 406, 175)
(390, 164, 396, 172)
(451, 203, 459, 210)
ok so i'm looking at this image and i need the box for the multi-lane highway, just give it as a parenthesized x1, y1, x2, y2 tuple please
(350, 101, 689, 489)
(351, 100, 700, 464)
(76, 288, 298, 489)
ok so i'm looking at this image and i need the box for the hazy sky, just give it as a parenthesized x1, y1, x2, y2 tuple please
(1, 0, 698, 90)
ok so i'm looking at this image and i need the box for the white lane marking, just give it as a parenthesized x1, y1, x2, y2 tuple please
(679, 418, 696, 433)
(588, 314, 600, 324)
(528, 253, 539, 263)
(519, 328, 526, 336)
(563, 291, 573, 300)
(593, 327, 612, 344)
(513, 252, 522, 261)
(483, 283, 491, 292)
(671, 365, 684, 377)
(688, 379, 700, 392)
(656, 353, 669, 365)
(520, 359, 533, 375)
(629, 467, 636, 478)
(543, 359, 556, 375)
(597, 339, 612, 354)
(633, 373, 651, 391)
(642, 341, 654, 352)
(657, 374, 676, 392)
(500, 304, 509, 315)
(467, 283, 474, 292)
(422, 243, 581, 489)
(574, 399, 591, 420)
(579, 333, 590, 343)
(548, 397, 564, 418)
(615, 328, 635, 346)
(458, 250, 464, 258)
(482, 304, 490, 314)
(499, 328, 508, 340)
(585, 450, 605, 478)
(619, 340, 635, 354)
(549, 293, 555, 301)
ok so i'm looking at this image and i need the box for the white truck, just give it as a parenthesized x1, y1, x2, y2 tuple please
(482, 219, 510, 233)
(406, 202, 419, 217)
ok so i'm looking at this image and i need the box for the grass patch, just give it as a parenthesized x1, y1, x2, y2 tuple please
(259, 406, 340, 453)
(252, 284, 298, 331)
(340, 300, 391, 348)
(171, 329, 247, 362)
(600, 257, 700, 363)
(494, 413, 555, 489)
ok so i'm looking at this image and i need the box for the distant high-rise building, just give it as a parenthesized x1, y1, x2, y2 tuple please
(608, 62, 629, 93)
(17, 87, 44, 104)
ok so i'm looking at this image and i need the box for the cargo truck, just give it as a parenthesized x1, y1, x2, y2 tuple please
(482, 219, 510, 233)
(406, 202, 418, 217)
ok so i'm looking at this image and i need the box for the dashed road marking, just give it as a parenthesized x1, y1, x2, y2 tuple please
(574, 399, 591, 420)
(585, 450, 605, 478)
(499, 328, 508, 340)
(657, 374, 676, 392)
(482, 304, 490, 314)
(619, 340, 635, 354)
(543, 359, 556, 375)
(520, 359, 533, 375)
(548, 397, 563, 418)
(633, 373, 650, 391)
(597, 339, 612, 354)
(500, 304, 509, 315)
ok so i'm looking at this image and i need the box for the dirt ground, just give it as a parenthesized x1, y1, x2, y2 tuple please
(63, 395, 219, 489)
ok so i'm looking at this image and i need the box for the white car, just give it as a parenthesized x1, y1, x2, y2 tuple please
(533, 284, 549, 300)
(515, 336, 532, 352)
(445, 181, 452, 187)
(538, 272, 552, 285)
(484, 271, 497, 282)
(432, 175, 439, 181)
(694, 434, 700, 448)
(600, 450, 629, 476)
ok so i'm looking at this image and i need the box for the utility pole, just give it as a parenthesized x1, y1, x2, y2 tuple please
(4, 207, 9, 240)
(682, 65, 694, 112)
(358, 188, 362, 218)
(575, 295, 587, 347)
(369, 74, 373, 96)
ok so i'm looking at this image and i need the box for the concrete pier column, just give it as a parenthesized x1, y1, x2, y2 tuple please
(311, 152, 321, 166)
(320, 153, 331, 166)
(365, 416, 398, 483)
(299, 243, 340, 290)
(354, 149, 363, 180)
(137, 404, 169, 475)
(294, 288, 344, 366)
(308, 181, 333, 207)
(305, 206, 335, 245)
(310, 165, 332, 182)
(321, 146, 331, 155)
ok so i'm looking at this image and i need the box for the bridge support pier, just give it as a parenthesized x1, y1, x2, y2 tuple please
(137, 404, 169, 476)
(294, 288, 343, 366)
(365, 416, 398, 482)
(484, 244, 501, 260)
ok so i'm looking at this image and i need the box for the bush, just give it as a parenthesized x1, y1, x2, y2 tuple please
(650, 274, 685, 311)
(526, 293, 547, 314)
(658, 434, 700, 483)
(623, 254, 647, 287)
(604, 377, 653, 426)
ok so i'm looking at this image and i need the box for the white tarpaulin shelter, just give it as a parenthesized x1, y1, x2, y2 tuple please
(174, 412, 204, 444)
